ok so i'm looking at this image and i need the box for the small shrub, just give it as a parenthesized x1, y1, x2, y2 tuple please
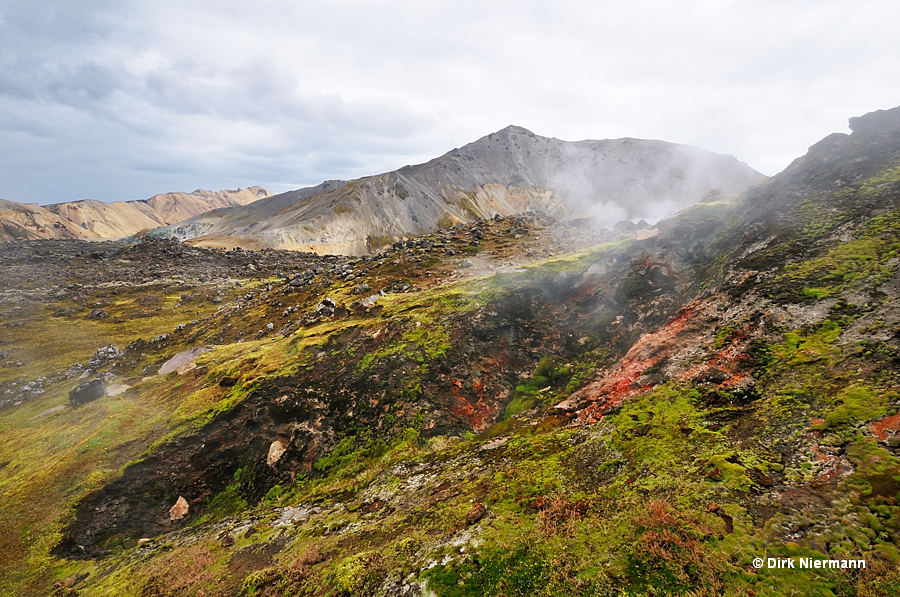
(622, 501, 723, 595)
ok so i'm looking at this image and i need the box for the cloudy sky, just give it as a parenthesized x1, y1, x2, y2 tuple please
(1, 0, 898, 205)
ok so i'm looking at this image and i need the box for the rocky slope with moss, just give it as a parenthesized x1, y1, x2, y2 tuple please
(152, 126, 764, 254)
(2, 107, 900, 596)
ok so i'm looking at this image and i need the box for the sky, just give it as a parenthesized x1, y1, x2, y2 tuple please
(1, 0, 898, 205)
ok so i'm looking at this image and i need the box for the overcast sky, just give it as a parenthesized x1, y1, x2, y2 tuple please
(1, 0, 898, 205)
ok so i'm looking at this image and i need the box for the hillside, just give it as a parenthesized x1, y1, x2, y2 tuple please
(152, 127, 765, 254)
(0, 187, 270, 242)
(1, 107, 900, 596)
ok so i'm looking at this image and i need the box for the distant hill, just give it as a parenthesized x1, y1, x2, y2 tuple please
(0, 187, 271, 242)
(152, 126, 766, 254)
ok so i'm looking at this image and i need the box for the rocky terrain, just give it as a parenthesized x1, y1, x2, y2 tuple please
(2, 107, 900, 596)
(0, 187, 270, 242)
(152, 127, 765, 254)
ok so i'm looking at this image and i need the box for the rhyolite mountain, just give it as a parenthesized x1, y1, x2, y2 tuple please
(0, 187, 270, 242)
(152, 126, 765, 254)
(3, 107, 900, 596)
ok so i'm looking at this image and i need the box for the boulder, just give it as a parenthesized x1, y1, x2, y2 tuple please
(104, 384, 130, 397)
(175, 362, 197, 375)
(169, 496, 189, 521)
(159, 347, 211, 376)
(267, 440, 287, 467)
(69, 379, 104, 407)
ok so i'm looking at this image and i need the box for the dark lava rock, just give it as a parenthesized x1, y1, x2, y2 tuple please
(69, 379, 104, 407)
(613, 220, 637, 233)
(699, 367, 730, 384)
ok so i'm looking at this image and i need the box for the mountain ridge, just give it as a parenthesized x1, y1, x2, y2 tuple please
(152, 126, 765, 254)
(0, 187, 271, 242)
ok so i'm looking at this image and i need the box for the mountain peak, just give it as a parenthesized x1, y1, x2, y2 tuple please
(494, 124, 536, 136)
(155, 129, 764, 254)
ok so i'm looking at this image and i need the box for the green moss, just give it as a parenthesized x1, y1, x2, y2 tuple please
(503, 357, 572, 420)
(314, 436, 360, 473)
(504, 394, 537, 420)
(206, 467, 251, 517)
(706, 453, 752, 492)
(604, 385, 730, 494)
(402, 324, 451, 362)
(814, 387, 891, 430)
(803, 287, 832, 300)
(774, 320, 842, 366)
(780, 205, 900, 299)
(845, 436, 900, 503)
(329, 550, 384, 594)
(876, 543, 900, 563)
(423, 543, 601, 597)
(263, 484, 286, 504)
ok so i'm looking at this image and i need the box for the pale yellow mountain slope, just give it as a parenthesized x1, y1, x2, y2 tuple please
(0, 187, 270, 242)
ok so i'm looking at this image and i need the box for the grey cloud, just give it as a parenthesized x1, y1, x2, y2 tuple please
(0, 0, 120, 45)
(1, 0, 899, 203)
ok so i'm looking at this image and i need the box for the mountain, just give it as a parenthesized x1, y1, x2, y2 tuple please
(2, 107, 900, 596)
(152, 127, 765, 254)
(0, 187, 270, 242)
